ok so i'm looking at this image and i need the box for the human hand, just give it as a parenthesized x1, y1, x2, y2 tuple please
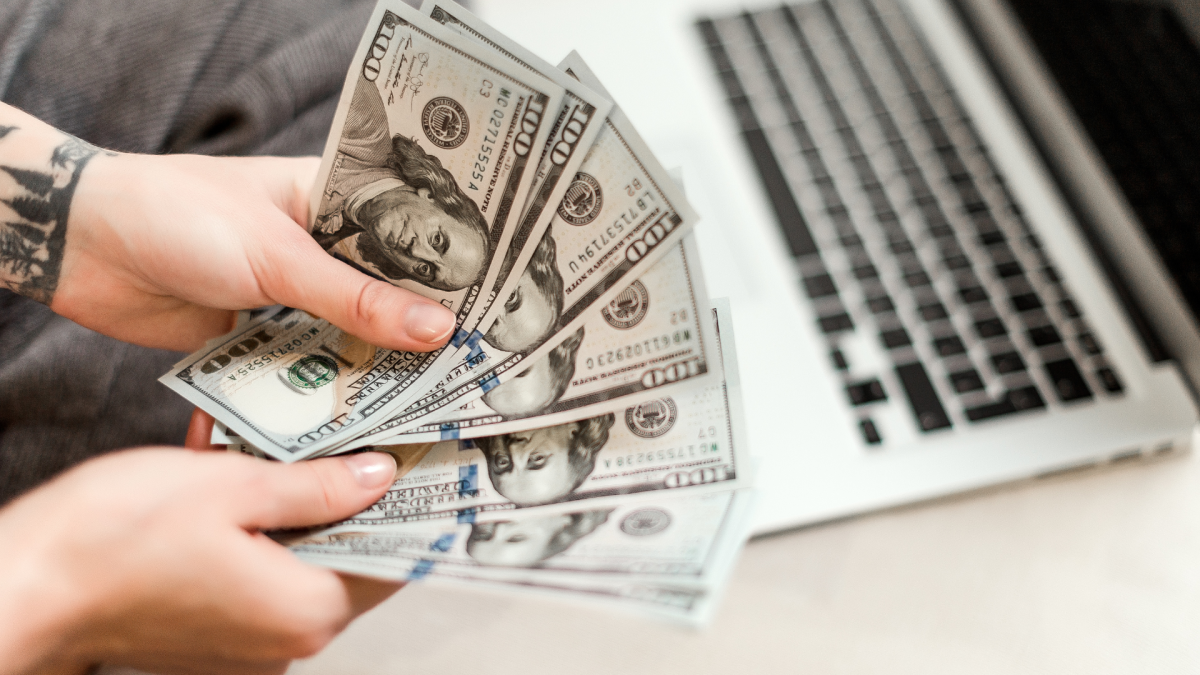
(0, 448, 404, 675)
(0, 104, 456, 352)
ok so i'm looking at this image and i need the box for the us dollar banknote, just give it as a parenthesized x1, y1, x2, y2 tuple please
(357, 235, 715, 445)
(368, 52, 702, 432)
(327, 305, 747, 525)
(291, 489, 750, 583)
(306, 549, 717, 622)
(162, 2, 567, 460)
(421, 0, 613, 329)
(296, 484, 755, 623)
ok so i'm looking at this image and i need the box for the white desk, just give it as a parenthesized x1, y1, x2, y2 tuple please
(288, 445, 1200, 674)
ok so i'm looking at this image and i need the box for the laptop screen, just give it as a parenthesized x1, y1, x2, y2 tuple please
(1005, 0, 1200, 337)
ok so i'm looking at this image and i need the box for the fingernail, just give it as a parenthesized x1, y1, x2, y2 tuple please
(405, 303, 455, 344)
(343, 452, 396, 489)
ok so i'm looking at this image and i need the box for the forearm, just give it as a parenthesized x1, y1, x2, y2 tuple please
(0, 103, 112, 304)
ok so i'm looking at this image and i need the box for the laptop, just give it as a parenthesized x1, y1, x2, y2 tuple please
(473, 0, 1200, 534)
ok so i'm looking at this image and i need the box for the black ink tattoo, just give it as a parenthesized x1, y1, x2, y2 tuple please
(0, 129, 114, 304)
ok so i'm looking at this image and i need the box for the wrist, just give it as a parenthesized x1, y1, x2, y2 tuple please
(0, 102, 115, 306)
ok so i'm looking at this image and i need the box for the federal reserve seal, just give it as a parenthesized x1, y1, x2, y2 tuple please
(421, 97, 469, 149)
(601, 281, 650, 330)
(620, 508, 671, 536)
(625, 398, 677, 439)
(283, 355, 339, 394)
(558, 172, 603, 225)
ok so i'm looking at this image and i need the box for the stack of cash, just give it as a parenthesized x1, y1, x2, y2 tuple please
(161, 0, 755, 623)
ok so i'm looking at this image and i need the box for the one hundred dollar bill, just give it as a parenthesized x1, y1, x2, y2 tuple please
(421, 0, 613, 330)
(162, 307, 450, 457)
(358, 235, 716, 444)
(162, 2, 567, 460)
(292, 489, 749, 583)
(323, 304, 748, 524)
(306, 549, 716, 622)
(296, 486, 756, 624)
(365, 52, 702, 432)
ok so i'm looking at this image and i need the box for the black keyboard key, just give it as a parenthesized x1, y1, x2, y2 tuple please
(740, 129, 819, 257)
(867, 295, 895, 314)
(895, 363, 953, 431)
(975, 318, 1008, 339)
(1097, 367, 1124, 393)
(847, 379, 888, 406)
(965, 398, 1015, 421)
(1078, 333, 1103, 355)
(950, 369, 985, 393)
(880, 328, 912, 349)
(905, 271, 932, 288)
(944, 254, 972, 270)
(934, 335, 967, 356)
(853, 264, 880, 280)
(1008, 386, 1046, 411)
(1042, 266, 1061, 283)
(803, 274, 838, 299)
(819, 313, 855, 334)
(831, 348, 849, 371)
(995, 261, 1023, 278)
(965, 386, 1046, 422)
(1060, 298, 1081, 318)
(928, 223, 955, 238)
(860, 418, 883, 445)
(959, 286, 989, 304)
(991, 351, 1027, 374)
(1010, 293, 1042, 312)
(1028, 325, 1063, 346)
(979, 230, 1006, 246)
(1044, 359, 1093, 402)
(919, 302, 948, 321)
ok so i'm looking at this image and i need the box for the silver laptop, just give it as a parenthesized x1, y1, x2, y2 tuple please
(476, 0, 1200, 534)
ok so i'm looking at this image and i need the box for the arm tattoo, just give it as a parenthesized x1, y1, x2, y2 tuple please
(0, 130, 113, 304)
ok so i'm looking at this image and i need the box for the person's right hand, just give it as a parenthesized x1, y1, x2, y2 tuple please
(0, 102, 457, 354)
(0, 448, 403, 675)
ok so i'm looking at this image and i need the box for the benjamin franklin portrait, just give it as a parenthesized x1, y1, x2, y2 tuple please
(313, 76, 491, 291)
(473, 412, 615, 506)
(484, 228, 564, 354)
(481, 326, 585, 417)
(465, 509, 611, 567)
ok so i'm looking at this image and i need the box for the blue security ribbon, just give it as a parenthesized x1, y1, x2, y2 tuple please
(431, 533, 456, 552)
(465, 330, 486, 367)
(458, 464, 478, 496)
(478, 372, 500, 392)
(439, 423, 460, 441)
(408, 559, 435, 581)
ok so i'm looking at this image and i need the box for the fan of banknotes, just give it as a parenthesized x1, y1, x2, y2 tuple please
(161, 0, 755, 623)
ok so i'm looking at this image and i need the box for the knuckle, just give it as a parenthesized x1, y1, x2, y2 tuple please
(304, 462, 344, 518)
(286, 624, 337, 658)
(352, 279, 392, 329)
(282, 597, 346, 657)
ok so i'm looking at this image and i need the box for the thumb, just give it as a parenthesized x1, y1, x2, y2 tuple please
(265, 232, 457, 353)
(239, 452, 397, 530)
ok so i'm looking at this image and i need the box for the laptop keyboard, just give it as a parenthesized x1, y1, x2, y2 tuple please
(698, 0, 1124, 447)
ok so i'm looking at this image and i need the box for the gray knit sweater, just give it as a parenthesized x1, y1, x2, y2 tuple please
(0, 0, 402, 505)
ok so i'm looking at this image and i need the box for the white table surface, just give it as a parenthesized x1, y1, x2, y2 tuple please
(283, 438, 1200, 675)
